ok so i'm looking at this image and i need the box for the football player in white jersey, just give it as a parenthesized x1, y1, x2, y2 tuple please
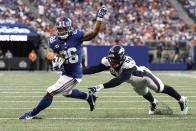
(84, 45, 188, 115)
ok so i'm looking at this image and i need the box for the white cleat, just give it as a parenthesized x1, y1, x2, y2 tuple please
(149, 99, 159, 115)
(178, 96, 188, 115)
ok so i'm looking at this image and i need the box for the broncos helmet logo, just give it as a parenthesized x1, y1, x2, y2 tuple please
(55, 16, 73, 39)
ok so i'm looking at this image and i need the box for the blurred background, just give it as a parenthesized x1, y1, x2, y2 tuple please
(0, 0, 195, 71)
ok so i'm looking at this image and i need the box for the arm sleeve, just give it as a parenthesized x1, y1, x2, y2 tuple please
(103, 66, 136, 89)
(83, 63, 109, 74)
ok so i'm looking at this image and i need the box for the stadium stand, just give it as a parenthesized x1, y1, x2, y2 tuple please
(30, 0, 195, 46)
(0, 0, 195, 69)
(1, 0, 195, 45)
(0, 0, 55, 43)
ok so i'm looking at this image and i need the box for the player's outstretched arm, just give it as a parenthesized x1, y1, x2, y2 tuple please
(88, 68, 134, 93)
(81, 6, 107, 41)
(83, 63, 109, 74)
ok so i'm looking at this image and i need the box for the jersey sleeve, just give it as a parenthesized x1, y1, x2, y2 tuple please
(103, 68, 134, 89)
(101, 57, 110, 67)
(121, 56, 136, 70)
(83, 63, 109, 74)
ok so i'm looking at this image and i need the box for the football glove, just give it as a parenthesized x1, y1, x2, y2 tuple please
(97, 5, 107, 19)
(52, 55, 65, 70)
(88, 84, 104, 94)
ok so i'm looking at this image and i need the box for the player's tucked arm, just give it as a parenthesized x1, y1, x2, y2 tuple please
(83, 63, 109, 74)
(103, 67, 135, 88)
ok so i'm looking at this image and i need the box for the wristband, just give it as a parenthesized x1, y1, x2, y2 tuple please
(97, 84, 104, 91)
(97, 17, 103, 21)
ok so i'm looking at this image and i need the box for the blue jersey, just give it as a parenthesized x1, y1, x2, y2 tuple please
(48, 29, 85, 78)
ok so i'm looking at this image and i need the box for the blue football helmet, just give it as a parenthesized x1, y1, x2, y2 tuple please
(55, 16, 73, 39)
(108, 45, 125, 68)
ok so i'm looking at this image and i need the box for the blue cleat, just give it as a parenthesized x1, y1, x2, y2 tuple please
(87, 94, 97, 111)
(19, 112, 39, 119)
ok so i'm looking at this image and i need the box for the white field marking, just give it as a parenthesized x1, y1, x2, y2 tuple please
(0, 84, 196, 87)
(165, 73, 196, 79)
(0, 107, 195, 110)
(0, 88, 196, 91)
(1, 85, 196, 87)
(0, 91, 131, 93)
(0, 91, 195, 94)
(1, 100, 196, 103)
(0, 117, 196, 120)
(2, 96, 196, 98)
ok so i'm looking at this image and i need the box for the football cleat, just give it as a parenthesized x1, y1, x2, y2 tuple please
(178, 96, 188, 115)
(19, 112, 39, 120)
(87, 94, 97, 111)
(149, 99, 159, 115)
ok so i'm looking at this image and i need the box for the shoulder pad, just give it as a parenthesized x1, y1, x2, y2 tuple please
(48, 36, 57, 45)
(101, 57, 110, 67)
(73, 29, 85, 39)
(48, 36, 60, 52)
(121, 56, 136, 69)
(48, 35, 58, 48)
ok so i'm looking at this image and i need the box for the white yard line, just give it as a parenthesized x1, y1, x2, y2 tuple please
(0, 100, 196, 103)
(0, 85, 196, 89)
(0, 107, 195, 110)
(0, 91, 195, 94)
(1, 85, 196, 87)
(2, 96, 196, 98)
(163, 73, 196, 79)
(0, 117, 195, 120)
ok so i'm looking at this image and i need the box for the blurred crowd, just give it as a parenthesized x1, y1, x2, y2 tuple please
(0, 0, 195, 46)
(0, 0, 55, 42)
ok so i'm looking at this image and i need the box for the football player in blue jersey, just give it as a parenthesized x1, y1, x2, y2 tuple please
(84, 45, 188, 115)
(19, 6, 107, 119)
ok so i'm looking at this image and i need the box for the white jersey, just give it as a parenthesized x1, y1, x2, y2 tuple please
(101, 55, 136, 76)
(101, 55, 164, 95)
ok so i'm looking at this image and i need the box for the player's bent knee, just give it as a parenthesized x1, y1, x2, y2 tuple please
(62, 90, 72, 97)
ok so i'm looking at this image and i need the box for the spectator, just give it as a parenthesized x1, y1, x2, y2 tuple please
(81, 47, 87, 70)
(0, 50, 4, 59)
(156, 43, 163, 63)
(172, 44, 180, 63)
(28, 50, 37, 71)
(5, 50, 13, 59)
(186, 53, 193, 70)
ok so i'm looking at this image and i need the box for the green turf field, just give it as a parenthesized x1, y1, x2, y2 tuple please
(0, 71, 196, 131)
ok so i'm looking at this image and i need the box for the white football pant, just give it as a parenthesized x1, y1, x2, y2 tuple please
(47, 75, 82, 96)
